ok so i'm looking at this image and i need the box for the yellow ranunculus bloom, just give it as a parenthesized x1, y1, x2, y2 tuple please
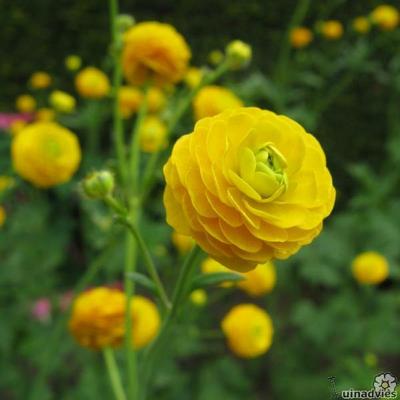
(131, 296, 160, 349)
(371, 5, 399, 31)
(163, 107, 335, 272)
(221, 304, 273, 358)
(353, 16, 371, 34)
(0, 206, 6, 227)
(172, 231, 194, 254)
(139, 116, 167, 153)
(146, 87, 166, 114)
(190, 289, 207, 306)
(36, 108, 55, 122)
(75, 67, 110, 99)
(193, 85, 243, 121)
(16, 95, 36, 113)
(238, 262, 276, 297)
(12, 122, 81, 188)
(184, 67, 204, 89)
(30, 71, 52, 89)
(122, 22, 191, 86)
(10, 120, 27, 136)
(290, 27, 313, 48)
(69, 287, 126, 350)
(352, 251, 389, 285)
(65, 55, 82, 71)
(0, 176, 15, 192)
(50, 90, 76, 113)
(321, 20, 344, 40)
(118, 86, 143, 118)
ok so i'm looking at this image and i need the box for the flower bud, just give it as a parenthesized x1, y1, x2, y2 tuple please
(83, 170, 115, 199)
(50, 90, 76, 114)
(65, 55, 82, 72)
(190, 289, 207, 307)
(208, 50, 224, 66)
(225, 40, 252, 70)
(117, 14, 135, 34)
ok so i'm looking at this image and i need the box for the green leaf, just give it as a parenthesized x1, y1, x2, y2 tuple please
(126, 272, 157, 293)
(190, 272, 244, 290)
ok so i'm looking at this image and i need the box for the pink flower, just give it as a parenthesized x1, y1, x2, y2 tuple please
(0, 113, 32, 130)
(31, 298, 52, 323)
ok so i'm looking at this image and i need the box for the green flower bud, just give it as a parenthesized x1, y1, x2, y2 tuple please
(83, 170, 115, 199)
(225, 40, 252, 70)
(116, 14, 135, 34)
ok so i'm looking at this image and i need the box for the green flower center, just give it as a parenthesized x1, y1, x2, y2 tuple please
(42, 137, 62, 158)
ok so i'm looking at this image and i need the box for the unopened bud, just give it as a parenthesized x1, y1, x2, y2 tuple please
(83, 170, 115, 199)
(117, 14, 135, 34)
(225, 40, 252, 70)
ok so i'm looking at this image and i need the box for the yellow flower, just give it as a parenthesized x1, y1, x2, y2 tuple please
(172, 231, 194, 254)
(122, 21, 191, 86)
(50, 90, 76, 113)
(352, 251, 389, 285)
(146, 87, 166, 113)
(118, 86, 143, 118)
(12, 122, 81, 188)
(184, 67, 204, 89)
(190, 289, 207, 306)
(0, 206, 6, 227)
(69, 287, 126, 350)
(65, 55, 82, 71)
(371, 5, 399, 31)
(0, 176, 15, 192)
(353, 16, 371, 34)
(193, 85, 243, 121)
(321, 20, 344, 40)
(163, 107, 335, 272)
(131, 296, 160, 349)
(225, 40, 252, 69)
(10, 120, 27, 136)
(139, 116, 167, 153)
(75, 67, 110, 99)
(238, 262, 276, 297)
(36, 108, 55, 122)
(208, 50, 224, 66)
(16, 95, 36, 113)
(30, 71, 52, 89)
(290, 27, 313, 48)
(221, 304, 273, 358)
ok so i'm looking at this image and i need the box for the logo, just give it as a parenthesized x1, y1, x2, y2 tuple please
(329, 373, 398, 399)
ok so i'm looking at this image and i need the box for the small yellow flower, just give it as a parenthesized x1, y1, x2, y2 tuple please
(201, 257, 233, 287)
(290, 27, 313, 48)
(193, 85, 243, 121)
(30, 72, 52, 89)
(12, 122, 81, 188)
(221, 304, 273, 358)
(16, 95, 36, 113)
(352, 251, 389, 285)
(10, 120, 27, 136)
(321, 20, 344, 40)
(146, 87, 166, 114)
(172, 231, 194, 254)
(163, 108, 335, 272)
(371, 5, 399, 31)
(118, 86, 143, 118)
(353, 16, 371, 34)
(0, 206, 6, 227)
(238, 262, 276, 297)
(65, 55, 82, 71)
(122, 21, 191, 86)
(69, 287, 126, 350)
(184, 67, 204, 89)
(50, 90, 76, 113)
(131, 296, 160, 349)
(0, 176, 15, 192)
(225, 40, 252, 69)
(190, 289, 207, 306)
(75, 67, 110, 99)
(139, 116, 167, 153)
(208, 50, 224, 66)
(36, 108, 55, 122)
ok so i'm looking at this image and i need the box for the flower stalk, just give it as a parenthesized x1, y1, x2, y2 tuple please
(103, 348, 127, 400)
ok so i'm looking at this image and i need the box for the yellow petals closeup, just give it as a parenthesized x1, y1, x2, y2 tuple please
(163, 107, 335, 272)
(193, 85, 243, 121)
(221, 304, 273, 358)
(352, 251, 389, 285)
(50, 90, 76, 113)
(16, 94, 36, 113)
(30, 71, 52, 89)
(290, 27, 313, 48)
(371, 5, 399, 31)
(12, 122, 81, 188)
(139, 116, 167, 153)
(122, 22, 191, 86)
(320, 20, 344, 40)
(75, 67, 110, 99)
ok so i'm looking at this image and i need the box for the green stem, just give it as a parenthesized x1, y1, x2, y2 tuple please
(139, 246, 202, 400)
(103, 348, 127, 400)
(87, 100, 102, 155)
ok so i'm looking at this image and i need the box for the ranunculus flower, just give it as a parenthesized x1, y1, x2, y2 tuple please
(352, 251, 389, 285)
(290, 27, 313, 48)
(75, 67, 110, 99)
(371, 5, 399, 31)
(320, 20, 344, 40)
(122, 22, 191, 86)
(163, 107, 335, 272)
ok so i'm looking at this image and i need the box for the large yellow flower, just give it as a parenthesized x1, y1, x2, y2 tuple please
(352, 251, 389, 285)
(75, 67, 110, 99)
(371, 5, 399, 31)
(163, 108, 335, 272)
(193, 85, 243, 121)
(221, 304, 273, 358)
(122, 22, 191, 86)
(12, 122, 81, 188)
